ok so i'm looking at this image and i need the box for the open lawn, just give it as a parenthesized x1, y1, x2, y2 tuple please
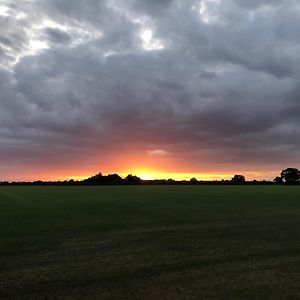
(1, 186, 300, 299)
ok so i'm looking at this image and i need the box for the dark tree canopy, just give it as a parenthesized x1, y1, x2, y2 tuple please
(190, 177, 198, 184)
(231, 175, 246, 184)
(82, 173, 123, 185)
(125, 174, 142, 184)
(273, 176, 283, 184)
(280, 168, 300, 184)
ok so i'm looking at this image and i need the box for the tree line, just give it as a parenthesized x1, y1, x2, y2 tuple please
(0, 168, 299, 186)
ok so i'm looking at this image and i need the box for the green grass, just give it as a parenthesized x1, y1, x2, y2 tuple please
(1, 186, 300, 299)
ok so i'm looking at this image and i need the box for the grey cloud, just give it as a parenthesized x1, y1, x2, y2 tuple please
(131, 0, 174, 16)
(0, 0, 300, 179)
(0, 36, 13, 47)
(233, 0, 283, 10)
(44, 27, 72, 45)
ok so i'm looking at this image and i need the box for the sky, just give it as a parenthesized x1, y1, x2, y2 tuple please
(0, 0, 300, 181)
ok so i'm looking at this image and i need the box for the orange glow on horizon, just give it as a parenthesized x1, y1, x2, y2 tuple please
(59, 169, 275, 182)
(1, 152, 282, 182)
(119, 169, 233, 181)
(58, 171, 232, 182)
(2, 168, 279, 182)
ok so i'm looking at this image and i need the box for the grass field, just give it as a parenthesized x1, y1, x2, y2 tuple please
(1, 186, 300, 299)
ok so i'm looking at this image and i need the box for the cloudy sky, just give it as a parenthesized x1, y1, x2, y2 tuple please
(0, 0, 300, 181)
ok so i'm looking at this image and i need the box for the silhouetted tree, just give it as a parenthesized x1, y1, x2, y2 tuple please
(190, 177, 198, 184)
(125, 174, 142, 184)
(167, 178, 175, 184)
(105, 174, 123, 184)
(273, 176, 283, 184)
(82, 172, 123, 185)
(231, 175, 246, 184)
(82, 172, 103, 184)
(280, 168, 300, 184)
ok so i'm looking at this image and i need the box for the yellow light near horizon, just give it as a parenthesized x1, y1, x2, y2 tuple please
(124, 169, 156, 180)
(121, 169, 233, 181)
(138, 174, 154, 180)
(59, 167, 237, 182)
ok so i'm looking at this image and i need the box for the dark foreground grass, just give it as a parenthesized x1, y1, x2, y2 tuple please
(1, 186, 300, 299)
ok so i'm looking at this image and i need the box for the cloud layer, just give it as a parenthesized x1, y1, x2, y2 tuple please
(1, 0, 300, 180)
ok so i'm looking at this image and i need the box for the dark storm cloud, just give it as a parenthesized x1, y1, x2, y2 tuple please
(44, 28, 71, 45)
(131, 0, 174, 16)
(1, 0, 300, 179)
(233, 0, 283, 10)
